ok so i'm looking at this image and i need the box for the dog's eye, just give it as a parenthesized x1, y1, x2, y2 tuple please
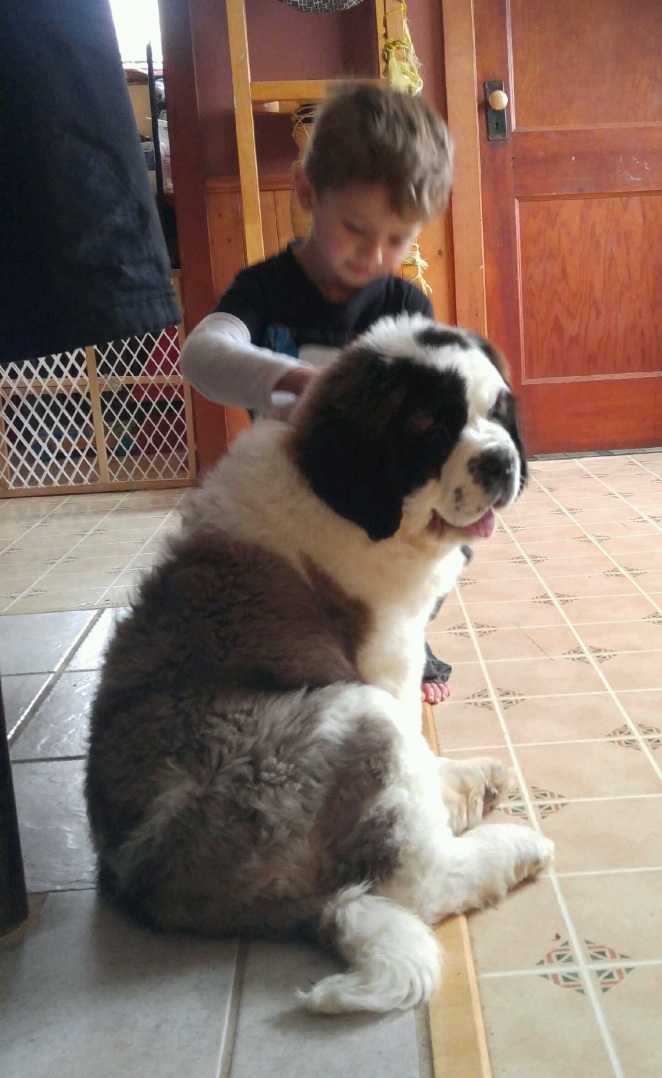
(406, 411, 436, 433)
(488, 391, 514, 428)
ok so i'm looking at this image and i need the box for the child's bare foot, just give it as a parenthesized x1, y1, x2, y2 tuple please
(423, 641, 451, 705)
(421, 680, 451, 705)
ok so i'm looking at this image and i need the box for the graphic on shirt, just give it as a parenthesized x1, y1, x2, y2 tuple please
(262, 323, 352, 358)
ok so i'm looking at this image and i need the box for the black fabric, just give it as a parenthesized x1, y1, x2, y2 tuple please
(0, 0, 180, 365)
(215, 243, 432, 355)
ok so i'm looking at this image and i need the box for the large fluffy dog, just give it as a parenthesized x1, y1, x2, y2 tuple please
(85, 315, 553, 1014)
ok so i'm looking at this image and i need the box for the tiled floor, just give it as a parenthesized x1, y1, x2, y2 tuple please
(429, 451, 662, 1077)
(2, 453, 661, 1076)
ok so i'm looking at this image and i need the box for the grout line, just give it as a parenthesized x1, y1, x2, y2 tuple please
(479, 957, 662, 981)
(6, 608, 104, 744)
(556, 866, 662, 878)
(217, 940, 247, 1078)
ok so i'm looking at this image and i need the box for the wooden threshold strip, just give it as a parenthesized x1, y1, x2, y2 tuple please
(421, 703, 492, 1078)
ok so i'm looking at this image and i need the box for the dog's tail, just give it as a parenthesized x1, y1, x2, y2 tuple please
(298, 884, 441, 1014)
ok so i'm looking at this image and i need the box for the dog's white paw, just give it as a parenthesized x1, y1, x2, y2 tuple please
(439, 756, 512, 835)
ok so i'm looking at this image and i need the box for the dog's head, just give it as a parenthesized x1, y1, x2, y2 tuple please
(290, 314, 526, 544)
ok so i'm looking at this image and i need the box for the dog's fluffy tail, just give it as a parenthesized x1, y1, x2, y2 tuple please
(298, 884, 441, 1014)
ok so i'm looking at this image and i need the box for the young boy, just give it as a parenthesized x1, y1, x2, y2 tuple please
(180, 81, 456, 704)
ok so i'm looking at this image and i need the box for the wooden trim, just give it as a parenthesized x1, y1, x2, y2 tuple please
(441, 0, 487, 334)
(206, 174, 295, 193)
(159, 0, 232, 471)
(84, 345, 110, 484)
(226, 0, 265, 266)
(250, 79, 337, 105)
(422, 702, 493, 1078)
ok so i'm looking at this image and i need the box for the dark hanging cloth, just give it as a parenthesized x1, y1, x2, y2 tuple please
(0, 0, 180, 365)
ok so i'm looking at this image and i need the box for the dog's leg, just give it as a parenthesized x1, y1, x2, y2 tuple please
(437, 756, 512, 835)
(428, 823, 554, 921)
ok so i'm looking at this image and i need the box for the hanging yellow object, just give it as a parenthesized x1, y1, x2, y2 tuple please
(383, 3, 431, 294)
(383, 2, 424, 97)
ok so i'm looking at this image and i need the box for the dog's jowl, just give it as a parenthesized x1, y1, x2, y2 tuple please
(85, 314, 552, 1015)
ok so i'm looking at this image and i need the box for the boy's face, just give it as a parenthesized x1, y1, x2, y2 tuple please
(297, 175, 423, 298)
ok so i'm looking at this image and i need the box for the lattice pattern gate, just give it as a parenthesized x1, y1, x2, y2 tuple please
(0, 279, 196, 497)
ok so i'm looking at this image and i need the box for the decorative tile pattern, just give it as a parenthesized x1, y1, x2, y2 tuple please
(564, 644, 616, 664)
(607, 723, 662, 750)
(536, 940, 634, 995)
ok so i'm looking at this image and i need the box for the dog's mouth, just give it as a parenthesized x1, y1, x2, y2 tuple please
(428, 507, 496, 540)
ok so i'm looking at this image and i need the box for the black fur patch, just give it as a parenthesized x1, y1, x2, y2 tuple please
(293, 348, 469, 541)
(416, 326, 470, 351)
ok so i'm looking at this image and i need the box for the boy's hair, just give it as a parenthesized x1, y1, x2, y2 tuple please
(302, 81, 454, 221)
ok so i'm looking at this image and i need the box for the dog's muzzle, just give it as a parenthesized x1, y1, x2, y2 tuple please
(468, 447, 520, 508)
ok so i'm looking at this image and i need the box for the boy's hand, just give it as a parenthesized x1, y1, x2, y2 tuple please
(273, 365, 320, 397)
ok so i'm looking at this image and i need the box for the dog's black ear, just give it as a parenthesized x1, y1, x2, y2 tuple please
(467, 332, 528, 493)
(291, 348, 466, 541)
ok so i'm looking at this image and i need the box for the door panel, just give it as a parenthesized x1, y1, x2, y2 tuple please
(473, 0, 662, 452)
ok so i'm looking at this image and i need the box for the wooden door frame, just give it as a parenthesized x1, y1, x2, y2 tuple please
(440, 0, 487, 337)
(160, 0, 239, 471)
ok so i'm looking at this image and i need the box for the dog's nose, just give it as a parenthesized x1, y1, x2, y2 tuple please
(469, 447, 517, 502)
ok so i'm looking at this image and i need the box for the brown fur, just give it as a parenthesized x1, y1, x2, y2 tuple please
(85, 527, 400, 937)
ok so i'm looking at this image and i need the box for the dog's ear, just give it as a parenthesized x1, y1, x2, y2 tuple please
(466, 332, 528, 492)
(291, 348, 465, 541)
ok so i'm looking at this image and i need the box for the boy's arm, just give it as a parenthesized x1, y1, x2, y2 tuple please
(179, 311, 312, 413)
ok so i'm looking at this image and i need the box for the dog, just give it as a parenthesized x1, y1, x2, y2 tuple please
(85, 314, 553, 1014)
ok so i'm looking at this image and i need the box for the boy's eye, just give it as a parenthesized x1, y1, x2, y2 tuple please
(344, 222, 364, 235)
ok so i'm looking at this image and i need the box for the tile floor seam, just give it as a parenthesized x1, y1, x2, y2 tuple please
(478, 957, 662, 980)
(2, 494, 132, 612)
(498, 517, 662, 785)
(216, 940, 247, 1078)
(93, 499, 184, 606)
(454, 577, 626, 1077)
(5, 607, 104, 743)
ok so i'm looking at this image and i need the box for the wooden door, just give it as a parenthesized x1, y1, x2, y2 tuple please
(448, 0, 662, 454)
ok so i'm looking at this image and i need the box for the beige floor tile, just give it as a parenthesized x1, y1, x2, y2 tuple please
(499, 693, 629, 745)
(461, 578, 556, 605)
(575, 619, 662, 654)
(561, 871, 662, 964)
(463, 558, 540, 581)
(560, 593, 659, 623)
(547, 572, 639, 598)
(535, 555, 617, 578)
(425, 629, 478, 665)
(511, 523, 586, 543)
(434, 700, 506, 752)
(478, 972, 615, 1076)
(597, 963, 662, 1077)
(437, 661, 491, 704)
(615, 690, 662, 735)
(486, 655, 606, 697)
(598, 651, 662, 692)
(537, 797, 662, 873)
(462, 597, 566, 629)
(475, 624, 580, 661)
(469, 878, 566, 973)
(514, 740, 661, 800)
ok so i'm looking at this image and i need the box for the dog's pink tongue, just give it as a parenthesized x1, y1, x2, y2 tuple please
(465, 508, 496, 539)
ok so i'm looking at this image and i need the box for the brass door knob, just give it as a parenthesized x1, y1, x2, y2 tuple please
(487, 89, 508, 111)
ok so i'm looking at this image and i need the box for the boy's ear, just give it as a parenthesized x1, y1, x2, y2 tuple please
(293, 165, 314, 214)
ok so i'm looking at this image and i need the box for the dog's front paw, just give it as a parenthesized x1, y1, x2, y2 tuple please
(439, 756, 512, 835)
